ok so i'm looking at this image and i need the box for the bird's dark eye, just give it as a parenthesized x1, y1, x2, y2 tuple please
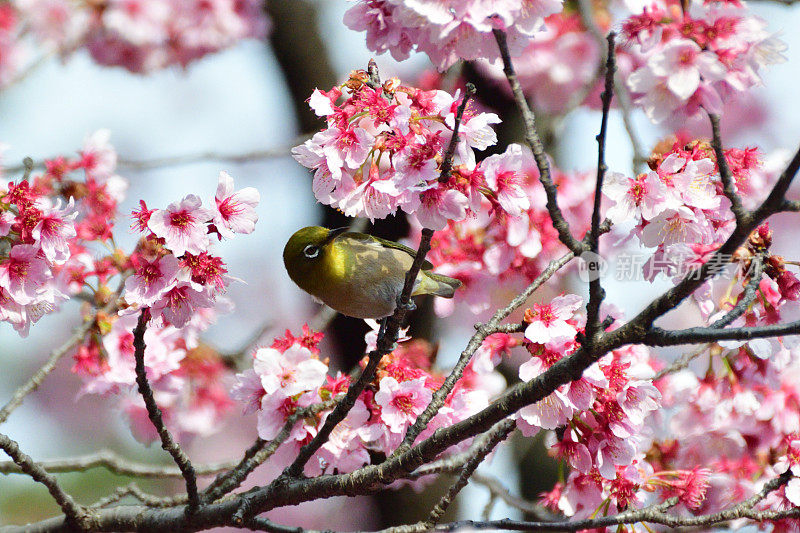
(303, 245, 320, 259)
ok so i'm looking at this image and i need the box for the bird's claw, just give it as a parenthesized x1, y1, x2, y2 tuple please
(395, 295, 416, 313)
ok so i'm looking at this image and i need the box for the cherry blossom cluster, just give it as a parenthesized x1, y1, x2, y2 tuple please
(603, 138, 780, 297)
(621, 0, 786, 123)
(292, 71, 506, 229)
(343, 0, 564, 71)
(0, 130, 128, 336)
(74, 310, 236, 442)
(71, 170, 259, 441)
(418, 143, 593, 315)
(231, 323, 506, 476)
(6, 0, 269, 75)
(123, 170, 258, 326)
(644, 249, 800, 524)
(518, 235, 800, 522)
(515, 296, 685, 516)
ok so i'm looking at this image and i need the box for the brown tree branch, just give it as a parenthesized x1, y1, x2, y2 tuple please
(709, 113, 747, 225)
(643, 319, 800, 346)
(0, 450, 235, 478)
(0, 295, 122, 426)
(132, 311, 199, 512)
(424, 420, 516, 527)
(493, 29, 586, 255)
(0, 432, 87, 528)
(583, 32, 616, 351)
(575, 0, 648, 171)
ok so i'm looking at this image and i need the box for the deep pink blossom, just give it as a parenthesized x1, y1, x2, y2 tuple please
(147, 195, 213, 256)
(211, 171, 259, 238)
(524, 294, 582, 345)
(374, 376, 432, 433)
(123, 254, 180, 308)
(0, 244, 50, 305)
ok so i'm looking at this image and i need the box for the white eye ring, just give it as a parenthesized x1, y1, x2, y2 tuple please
(303, 245, 320, 258)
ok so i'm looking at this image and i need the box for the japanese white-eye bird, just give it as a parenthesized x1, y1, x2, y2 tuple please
(283, 226, 462, 319)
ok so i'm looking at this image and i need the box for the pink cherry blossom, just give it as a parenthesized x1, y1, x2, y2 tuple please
(480, 144, 532, 217)
(79, 129, 118, 181)
(517, 388, 575, 434)
(149, 275, 215, 328)
(622, 1, 785, 123)
(293, 76, 500, 224)
(524, 294, 583, 345)
(640, 206, 708, 248)
(31, 199, 78, 265)
(13, 0, 269, 74)
(409, 185, 469, 230)
(123, 254, 180, 308)
(318, 399, 371, 474)
(650, 39, 727, 100)
(82, 314, 185, 395)
(252, 344, 328, 398)
(344, 0, 564, 70)
(603, 170, 676, 223)
(211, 171, 260, 238)
(256, 391, 319, 441)
(0, 244, 50, 305)
(374, 376, 432, 433)
(230, 368, 264, 415)
(147, 195, 213, 256)
(102, 0, 170, 47)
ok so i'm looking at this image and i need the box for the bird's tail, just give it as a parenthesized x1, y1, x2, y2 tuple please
(414, 271, 463, 298)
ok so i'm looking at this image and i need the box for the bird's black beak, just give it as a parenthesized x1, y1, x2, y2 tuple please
(323, 226, 348, 245)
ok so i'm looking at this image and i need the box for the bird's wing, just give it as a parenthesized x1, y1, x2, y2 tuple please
(340, 232, 434, 270)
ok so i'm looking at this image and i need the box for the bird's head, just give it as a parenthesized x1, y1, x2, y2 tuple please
(283, 226, 347, 289)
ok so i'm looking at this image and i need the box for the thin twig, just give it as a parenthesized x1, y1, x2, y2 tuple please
(709, 113, 747, 225)
(0, 432, 87, 527)
(88, 482, 182, 509)
(397, 250, 575, 451)
(424, 420, 516, 527)
(0, 449, 237, 478)
(583, 32, 616, 351)
(2, 144, 305, 176)
(576, 0, 648, 172)
(471, 472, 552, 518)
(710, 253, 765, 329)
(0, 299, 119, 426)
(653, 344, 712, 380)
(493, 29, 585, 255)
(132, 310, 200, 512)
